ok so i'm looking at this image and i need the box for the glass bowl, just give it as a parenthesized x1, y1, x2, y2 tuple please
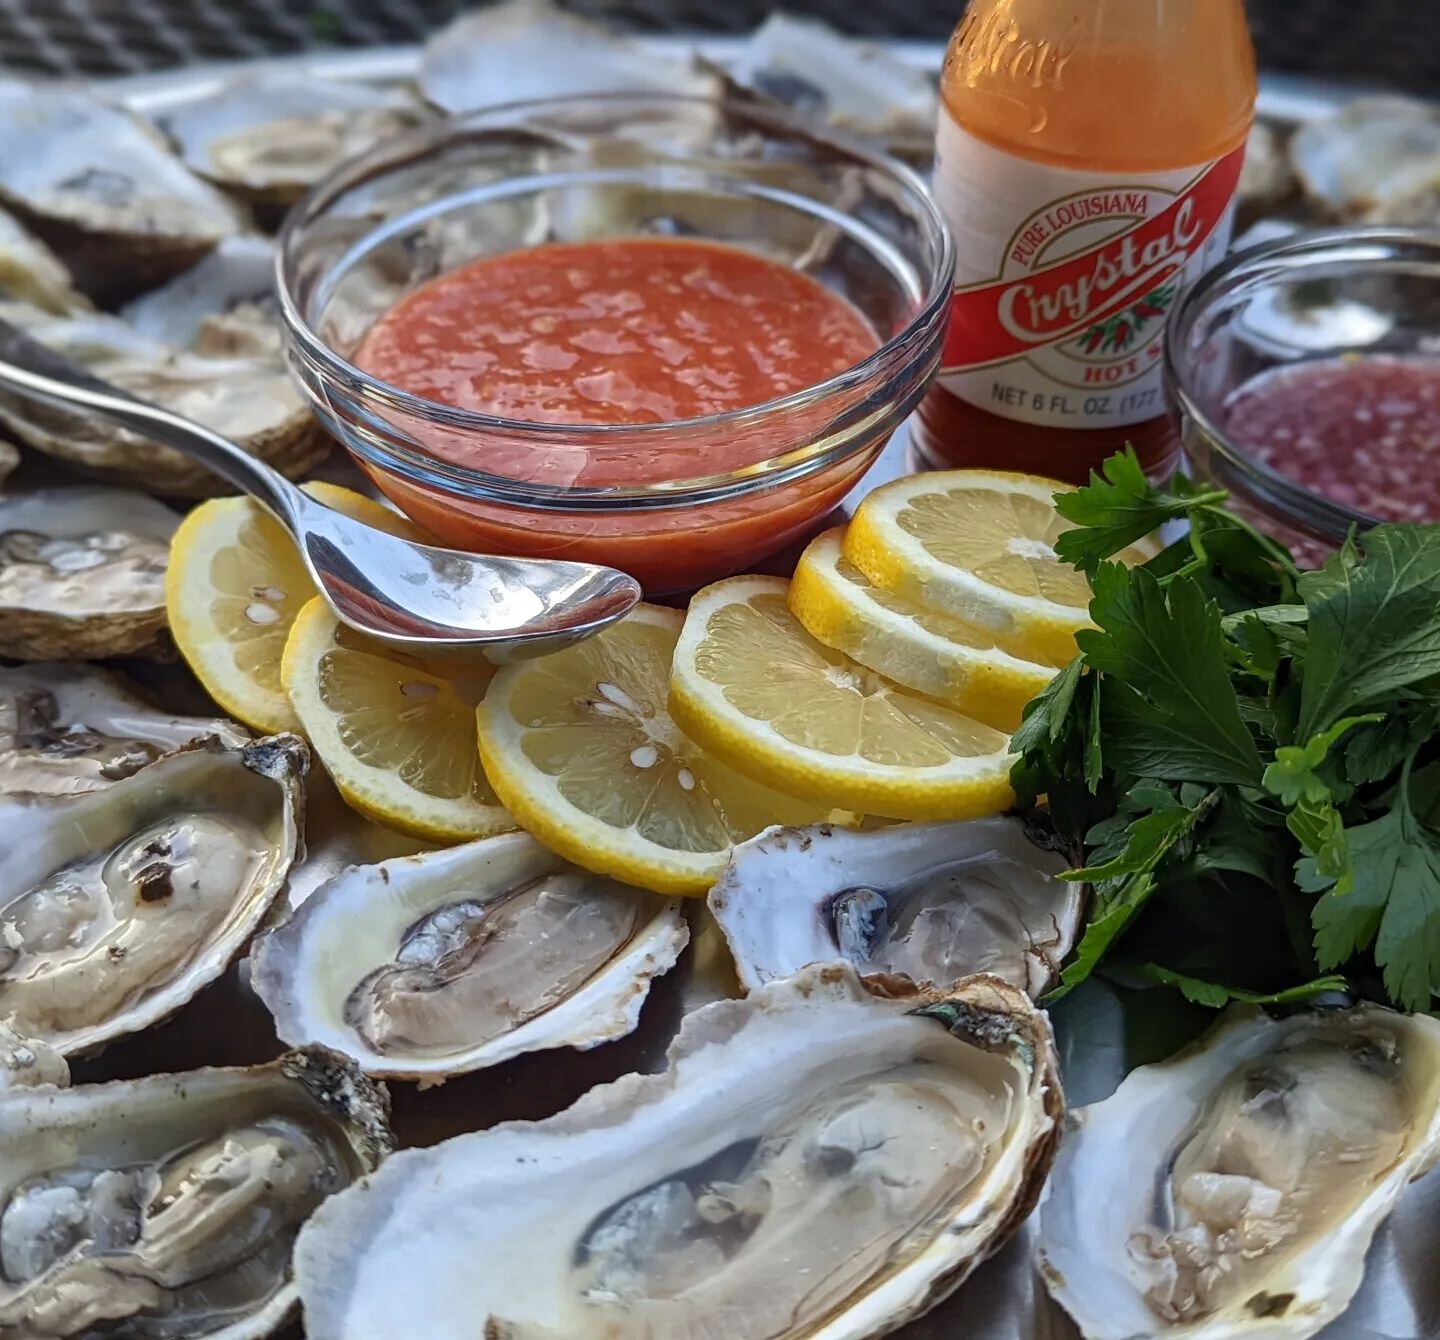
(277, 92, 953, 593)
(1166, 227, 1440, 566)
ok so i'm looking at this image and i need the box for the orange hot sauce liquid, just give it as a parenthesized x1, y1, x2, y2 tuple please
(915, 0, 1256, 483)
(351, 238, 881, 590)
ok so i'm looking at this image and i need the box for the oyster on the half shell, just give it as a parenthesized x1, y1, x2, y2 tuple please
(252, 831, 688, 1082)
(709, 818, 1080, 997)
(0, 735, 306, 1057)
(0, 1023, 68, 1093)
(0, 661, 247, 797)
(0, 208, 90, 314)
(0, 1048, 391, 1339)
(0, 486, 178, 661)
(123, 232, 277, 352)
(0, 85, 241, 303)
(1290, 96, 1440, 222)
(0, 299, 327, 494)
(294, 964, 1062, 1340)
(1037, 1003, 1440, 1339)
(162, 74, 426, 212)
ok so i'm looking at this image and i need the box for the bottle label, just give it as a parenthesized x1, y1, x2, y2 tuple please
(932, 109, 1246, 430)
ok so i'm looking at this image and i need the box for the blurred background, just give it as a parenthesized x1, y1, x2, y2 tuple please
(0, 0, 1433, 90)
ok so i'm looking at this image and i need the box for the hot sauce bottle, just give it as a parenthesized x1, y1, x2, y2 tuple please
(914, 0, 1257, 483)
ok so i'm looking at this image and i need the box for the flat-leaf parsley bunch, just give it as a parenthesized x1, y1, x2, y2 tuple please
(1016, 450, 1440, 1011)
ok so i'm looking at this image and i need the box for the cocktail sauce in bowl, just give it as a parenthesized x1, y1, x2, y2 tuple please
(278, 94, 952, 592)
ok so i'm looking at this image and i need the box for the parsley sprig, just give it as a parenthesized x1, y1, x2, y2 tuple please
(1017, 449, 1440, 1011)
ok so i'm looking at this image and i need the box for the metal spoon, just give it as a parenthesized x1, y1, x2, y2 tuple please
(0, 318, 641, 661)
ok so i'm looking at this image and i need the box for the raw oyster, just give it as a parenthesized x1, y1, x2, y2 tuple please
(0, 1047, 391, 1339)
(1037, 1003, 1440, 1339)
(0, 85, 241, 304)
(123, 233, 277, 352)
(294, 964, 1062, 1339)
(0, 208, 89, 313)
(0, 486, 178, 661)
(0, 735, 306, 1057)
(0, 662, 247, 797)
(710, 818, 1079, 997)
(0, 300, 326, 494)
(419, 0, 719, 113)
(162, 74, 425, 211)
(252, 832, 687, 1082)
(1290, 96, 1440, 221)
(0, 1023, 68, 1093)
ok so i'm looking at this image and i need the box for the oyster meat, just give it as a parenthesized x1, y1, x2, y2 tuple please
(294, 964, 1062, 1339)
(0, 662, 247, 797)
(710, 818, 1079, 997)
(0, 208, 90, 314)
(0, 486, 178, 661)
(0, 1048, 391, 1339)
(0, 1023, 68, 1093)
(0, 735, 305, 1057)
(1290, 96, 1440, 222)
(0, 299, 326, 494)
(0, 85, 241, 303)
(162, 74, 425, 211)
(419, 0, 719, 113)
(1037, 1003, 1440, 1339)
(253, 831, 687, 1082)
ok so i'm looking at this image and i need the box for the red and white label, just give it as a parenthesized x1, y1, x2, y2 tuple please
(932, 110, 1245, 430)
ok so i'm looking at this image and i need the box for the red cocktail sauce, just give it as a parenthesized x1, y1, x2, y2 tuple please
(350, 238, 883, 590)
(1223, 355, 1440, 525)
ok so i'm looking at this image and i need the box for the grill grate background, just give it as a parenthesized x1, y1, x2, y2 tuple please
(0, 0, 1430, 92)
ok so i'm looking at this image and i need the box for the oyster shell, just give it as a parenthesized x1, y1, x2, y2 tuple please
(294, 964, 1062, 1339)
(0, 208, 90, 314)
(0, 735, 306, 1057)
(162, 74, 425, 212)
(0, 300, 326, 495)
(1236, 122, 1296, 225)
(419, 0, 720, 113)
(0, 85, 242, 304)
(1290, 96, 1440, 221)
(0, 440, 15, 489)
(0, 662, 247, 797)
(1037, 1003, 1440, 1339)
(0, 1023, 68, 1093)
(710, 818, 1079, 997)
(0, 1047, 391, 1338)
(252, 831, 688, 1082)
(0, 486, 178, 661)
(123, 233, 277, 352)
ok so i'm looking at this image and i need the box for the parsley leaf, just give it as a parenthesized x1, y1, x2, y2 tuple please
(1053, 447, 1221, 574)
(1080, 564, 1264, 786)
(1129, 965, 1349, 1008)
(1262, 714, 1383, 806)
(1298, 525, 1440, 737)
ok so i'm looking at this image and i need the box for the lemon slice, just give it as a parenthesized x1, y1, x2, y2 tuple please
(843, 470, 1152, 666)
(669, 575, 1016, 822)
(283, 597, 515, 842)
(789, 528, 1058, 731)
(477, 604, 829, 896)
(167, 482, 425, 734)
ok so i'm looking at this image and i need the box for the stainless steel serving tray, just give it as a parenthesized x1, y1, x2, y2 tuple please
(41, 42, 1428, 1340)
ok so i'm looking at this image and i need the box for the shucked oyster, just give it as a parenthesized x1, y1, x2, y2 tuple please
(0, 662, 247, 797)
(163, 74, 426, 213)
(0, 208, 90, 314)
(0, 1023, 68, 1094)
(123, 233, 277, 352)
(295, 964, 1062, 1339)
(0, 300, 326, 495)
(252, 832, 688, 1082)
(710, 818, 1079, 997)
(0, 735, 305, 1057)
(0, 1047, 391, 1339)
(0, 85, 241, 304)
(1037, 1004, 1440, 1339)
(1290, 96, 1440, 222)
(0, 487, 178, 661)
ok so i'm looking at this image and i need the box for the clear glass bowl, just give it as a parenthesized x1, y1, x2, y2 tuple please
(1166, 227, 1440, 567)
(277, 93, 953, 593)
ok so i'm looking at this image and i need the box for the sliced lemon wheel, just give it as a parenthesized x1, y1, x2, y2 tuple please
(669, 575, 1016, 822)
(283, 597, 515, 842)
(477, 603, 829, 896)
(167, 483, 425, 734)
(843, 470, 1152, 666)
(789, 528, 1058, 731)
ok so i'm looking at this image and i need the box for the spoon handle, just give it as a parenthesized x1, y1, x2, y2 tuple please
(0, 316, 305, 528)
